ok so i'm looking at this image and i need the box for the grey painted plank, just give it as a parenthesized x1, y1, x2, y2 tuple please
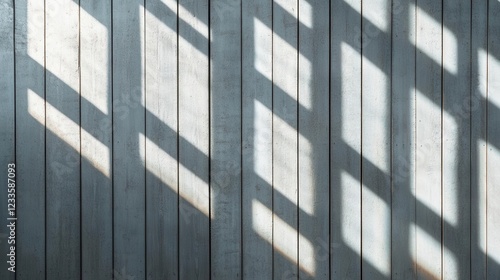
(415, 0, 442, 278)
(298, 0, 329, 279)
(112, 0, 146, 278)
(241, 0, 273, 278)
(210, 0, 242, 278)
(3, 0, 498, 277)
(391, 0, 416, 278)
(144, 0, 178, 278)
(45, 0, 81, 278)
(487, 0, 500, 278)
(273, 0, 298, 279)
(361, 0, 392, 278)
(14, 0, 46, 278)
(178, 0, 210, 278)
(442, 0, 471, 279)
(80, 0, 113, 279)
(471, 0, 488, 278)
(330, 0, 361, 278)
(0, 1, 15, 279)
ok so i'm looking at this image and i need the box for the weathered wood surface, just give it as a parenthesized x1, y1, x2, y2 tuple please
(80, 0, 113, 279)
(45, 0, 81, 278)
(488, 0, 500, 278)
(0, 1, 15, 279)
(210, 0, 242, 278)
(112, 0, 146, 278)
(415, 0, 443, 279)
(0, 0, 497, 279)
(145, 0, 178, 278)
(391, 0, 416, 278)
(272, 0, 298, 278)
(330, 0, 361, 278)
(241, 0, 273, 278)
(178, 0, 210, 278)
(361, 0, 392, 278)
(14, 0, 46, 278)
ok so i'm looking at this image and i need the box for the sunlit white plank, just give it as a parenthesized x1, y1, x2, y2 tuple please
(487, 2, 500, 276)
(252, 200, 315, 277)
(410, 4, 457, 75)
(415, 0, 443, 277)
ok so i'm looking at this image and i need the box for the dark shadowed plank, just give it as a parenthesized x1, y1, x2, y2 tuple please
(210, 0, 242, 278)
(14, 0, 46, 278)
(112, 0, 146, 278)
(80, 0, 113, 279)
(391, 0, 416, 278)
(471, 0, 488, 278)
(0, 1, 15, 279)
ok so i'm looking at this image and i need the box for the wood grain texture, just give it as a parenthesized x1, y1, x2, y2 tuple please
(210, 0, 242, 279)
(391, 0, 416, 278)
(45, 0, 81, 278)
(144, 0, 178, 279)
(241, 0, 273, 278)
(14, 0, 46, 278)
(273, 0, 298, 278)
(330, 0, 362, 278)
(80, 0, 113, 279)
(471, 0, 488, 278)
(178, 0, 210, 278)
(487, 0, 500, 278)
(442, 0, 471, 278)
(112, 0, 146, 278)
(415, 0, 442, 279)
(4, 0, 500, 278)
(361, 0, 392, 278)
(298, 0, 330, 279)
(0, 1, 15, 279)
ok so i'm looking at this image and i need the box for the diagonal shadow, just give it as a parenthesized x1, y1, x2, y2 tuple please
(10, 0, 500, 278)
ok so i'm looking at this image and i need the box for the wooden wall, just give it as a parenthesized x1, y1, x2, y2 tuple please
(0, 0, 499, 279)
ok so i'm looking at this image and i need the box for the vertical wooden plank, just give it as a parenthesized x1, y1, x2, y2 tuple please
(487, 0, 500, 277)
(298, 0, 329, 278)
(45, 0, 80, 277)
(0, 1, 15, 279)
(144, 0, 178, 278)
(241, 0, 273, 278)
(361, 0, 391, 278)
(442, 0, 471, 278)
(330, 0, 361, 278)
(415, 0, 442, 278)
(471, 0, 488, 278)
(80, 0, 112, 279)
(273, 0, 298, 278)
(391, 0, 416, 278)
(113, 0, 146, 278)
(210, 0, 242, 278)
(14, 0, 45, 278)
(178, 0, 210, 278)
